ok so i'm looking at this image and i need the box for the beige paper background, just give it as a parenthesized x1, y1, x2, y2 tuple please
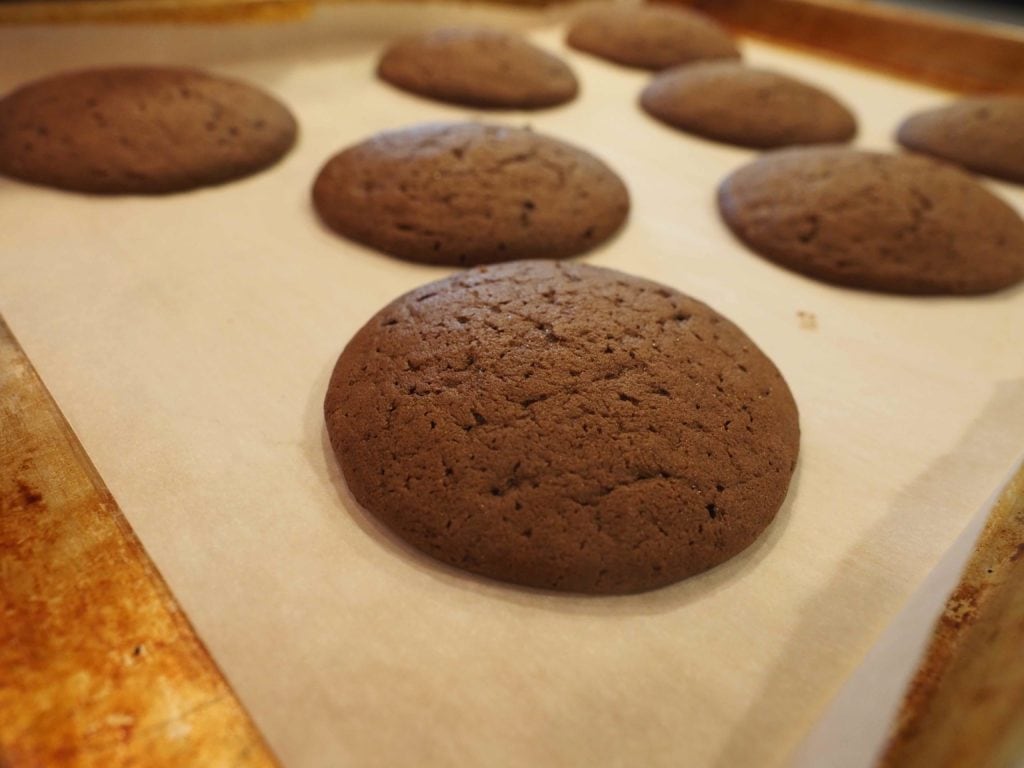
(2, 4, 1023, 766)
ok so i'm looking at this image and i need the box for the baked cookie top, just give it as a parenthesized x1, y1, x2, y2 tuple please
(377, 27, 578, 109)
(566, 5, 740, 71)
(641, 62, 856, 148)
(897, 96, 1024, 185)
(312, 122, 630, 266)
(718, 147, 1024, 294)
(0, 66, 297, 194)
(325, 261, 800, 594)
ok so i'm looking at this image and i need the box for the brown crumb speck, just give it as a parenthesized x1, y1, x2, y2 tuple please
(796, 310, 818, 330)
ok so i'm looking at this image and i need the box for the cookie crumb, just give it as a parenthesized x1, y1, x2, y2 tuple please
(797, 310, 818, 330)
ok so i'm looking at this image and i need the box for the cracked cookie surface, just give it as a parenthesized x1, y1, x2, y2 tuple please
(0, 66, 297, 194)
(312, 122, 630, 266)
(718, 148, 1024, 294)
(897, 96, 1024, 185)
(324, 261, 800, 594)
(566, 5, 739, 71)
(377, 27, 578, 109)
(641, 62, 856, 149)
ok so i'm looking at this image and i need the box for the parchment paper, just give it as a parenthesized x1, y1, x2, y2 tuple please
(2, 4, 1023, 766)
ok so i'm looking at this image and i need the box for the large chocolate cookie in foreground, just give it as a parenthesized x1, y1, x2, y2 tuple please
(0, 66, 296, 194)
(325, 261, 800, 594)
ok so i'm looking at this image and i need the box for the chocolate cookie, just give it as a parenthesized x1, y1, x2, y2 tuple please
(324, 261, 800, 594)
(897, 96, 1024, 185)
(377, 28, 578, 109)
(0, 66, 297, 194)
(718, 148, 1024, 294)
(566, 5, 739, 71)
(312, 122, 630, 266)
(641, 62, 856, 148)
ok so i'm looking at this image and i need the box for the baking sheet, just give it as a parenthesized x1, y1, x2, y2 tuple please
(791, 461, 1021, 768)
(2, 4, 1024, 766)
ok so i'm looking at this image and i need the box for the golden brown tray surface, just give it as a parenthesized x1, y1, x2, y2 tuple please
(0, 317, 278, 767)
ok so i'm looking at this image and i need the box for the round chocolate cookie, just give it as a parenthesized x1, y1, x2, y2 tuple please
(897, 96, 1024, 185)
(641, 62, 856, 148)
(312, 122, 630, 266)
(566, 5, 739, 71)
(718, 148, 1024, 294)
(325, 261, 800, 594)
(0, 66, 297, 194)
(377, 27, 578, 109)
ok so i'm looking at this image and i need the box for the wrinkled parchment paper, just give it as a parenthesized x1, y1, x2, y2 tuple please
(2, 4, 1023, 766)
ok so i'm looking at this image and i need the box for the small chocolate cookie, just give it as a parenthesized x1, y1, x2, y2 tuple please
(718, 148, 1024, 294)
(897, 96, 1024, 185)
(312, 122, 630, 266)
(641, 62, 856, 148)
(377, 28, 578, 109)
(566, 5, 739, 71)
(324, 261, 801, 594)
(0, 66, 297, 194)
